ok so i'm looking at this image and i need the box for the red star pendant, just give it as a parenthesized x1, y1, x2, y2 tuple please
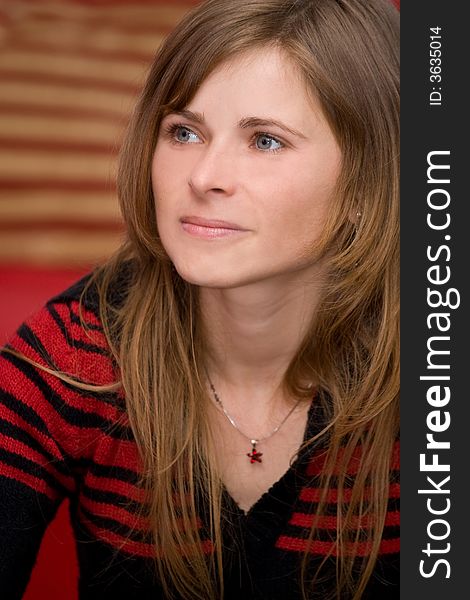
(247, 440, 263, 464)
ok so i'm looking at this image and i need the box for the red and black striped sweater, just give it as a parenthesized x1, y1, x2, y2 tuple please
(0, 274, 399, 599)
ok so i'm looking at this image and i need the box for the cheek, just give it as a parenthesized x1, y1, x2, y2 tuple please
(152, 152, 178, 214)
(152, 149, 201, 225)
(272, 176, 332, 231)
(262, 166, 338, 260)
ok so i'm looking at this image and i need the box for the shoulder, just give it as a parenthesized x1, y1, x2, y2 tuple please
(0, 265, 134, 462)
(48, 259, 133, 316)
(4, 261, 134, 384)
(0, 268, 136, 404)
(4, 271, 108, 383)
(0, 267, 137, 507)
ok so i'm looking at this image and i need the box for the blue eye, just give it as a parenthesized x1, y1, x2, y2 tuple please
(174, 125, 200, 143)
(163, 122, 284, 154)
(164, 123, 200, 144)
(254, 133, 283, 153)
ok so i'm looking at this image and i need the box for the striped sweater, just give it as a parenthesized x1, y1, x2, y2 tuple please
(0, 274, 399, 599)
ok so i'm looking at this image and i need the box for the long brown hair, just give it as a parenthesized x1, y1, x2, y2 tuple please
(22, 1, 401, 598)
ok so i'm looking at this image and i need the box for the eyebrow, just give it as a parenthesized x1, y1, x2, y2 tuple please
(166, 109, 308, 140)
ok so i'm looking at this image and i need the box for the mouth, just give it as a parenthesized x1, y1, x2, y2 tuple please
(180, 216, 249, 239)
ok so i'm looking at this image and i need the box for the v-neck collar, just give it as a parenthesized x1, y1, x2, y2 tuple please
(222, 391, 328, 522)
(216, 392, 330, 599)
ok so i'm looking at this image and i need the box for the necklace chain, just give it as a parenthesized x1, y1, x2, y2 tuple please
(206, 374, 303, 464)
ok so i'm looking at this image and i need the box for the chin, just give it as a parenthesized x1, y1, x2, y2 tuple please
(178, 272, 241, 289)
(172, 261, 249, 289)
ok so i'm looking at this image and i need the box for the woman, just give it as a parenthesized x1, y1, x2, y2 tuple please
(0, 0, 399, 598)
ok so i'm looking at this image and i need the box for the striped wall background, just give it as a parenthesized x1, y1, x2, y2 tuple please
(0, 0, 199, 268)
(0, 0, 399, 268)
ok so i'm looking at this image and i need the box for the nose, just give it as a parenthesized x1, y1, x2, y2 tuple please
(188, 142, 237, 198)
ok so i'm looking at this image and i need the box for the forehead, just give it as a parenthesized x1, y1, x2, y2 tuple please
(185, 46, 324, 131)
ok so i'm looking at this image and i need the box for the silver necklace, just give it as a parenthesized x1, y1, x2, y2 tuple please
(207, 376, 303, 465)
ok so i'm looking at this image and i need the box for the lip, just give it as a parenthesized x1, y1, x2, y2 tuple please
(180, 216, 249, 239)
(180, 216, 246, 230)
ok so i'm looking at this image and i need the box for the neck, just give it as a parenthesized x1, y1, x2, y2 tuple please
(199, 270, 323, 400)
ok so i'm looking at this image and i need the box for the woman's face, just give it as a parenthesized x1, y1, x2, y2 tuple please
(152, 46, 342, 289)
